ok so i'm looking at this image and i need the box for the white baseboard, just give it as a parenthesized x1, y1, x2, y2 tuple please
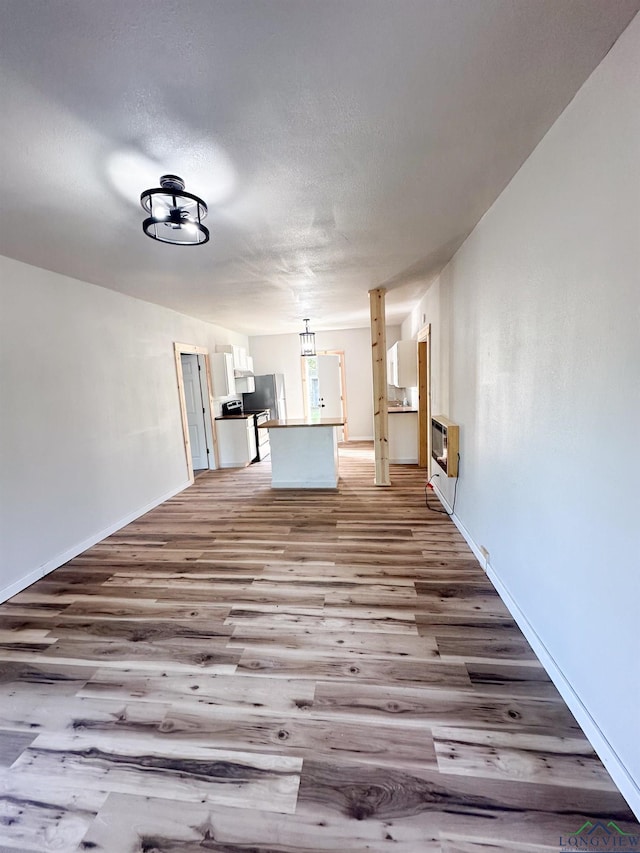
(0, 480, 191, 604)
(271, 480, 338, 490)
(0, 567, 45, 603)
(484, 561, 640, 818)
(431, 482, 640, 819)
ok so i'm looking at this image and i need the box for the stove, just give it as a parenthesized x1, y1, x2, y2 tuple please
(221, 399, 243, 417)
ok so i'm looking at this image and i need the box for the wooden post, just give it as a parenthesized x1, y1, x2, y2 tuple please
(369, 288, 390, 486)
(418, 340, 428, 468)
(417, 324, 431, 471)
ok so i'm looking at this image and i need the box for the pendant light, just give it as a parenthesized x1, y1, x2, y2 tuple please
(140, 175, 209, 245)
(300, 318, 316, 357)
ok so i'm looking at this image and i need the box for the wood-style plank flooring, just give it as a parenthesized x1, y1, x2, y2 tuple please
(0, 443, 638, 851)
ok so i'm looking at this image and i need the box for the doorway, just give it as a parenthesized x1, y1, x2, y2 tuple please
(301, 350, 348, 441)
(180, 353, 209, 472)
(174, 343, 218, 482)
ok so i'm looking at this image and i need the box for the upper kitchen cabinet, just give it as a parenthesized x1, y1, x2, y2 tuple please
(216, 344, 249, 372)
(387, 340, 417, 388)
(235, 374, 255, 393)
(216, 345, 255, 392)
(211, 352, 236, 398)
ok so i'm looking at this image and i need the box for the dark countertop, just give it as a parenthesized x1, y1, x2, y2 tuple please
(388, 407, 418, 413)
(215, 414, 253, 420)
(216, 408, 269, 421)
(260, 418, 345, 429)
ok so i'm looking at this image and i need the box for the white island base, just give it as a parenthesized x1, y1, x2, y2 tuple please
(260, 419, 344, 489)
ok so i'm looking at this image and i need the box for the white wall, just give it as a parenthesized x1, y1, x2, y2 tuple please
(249, 325, 401, 440)
(403, 15, 640, 812)
(0, 256, 247, 600)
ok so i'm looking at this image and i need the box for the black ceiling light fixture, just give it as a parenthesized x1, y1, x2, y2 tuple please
(300, 318, 316, 357)
(140, 174, 209, 245)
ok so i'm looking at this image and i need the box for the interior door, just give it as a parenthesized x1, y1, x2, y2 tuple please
(317, 354, 343, 439)
(180, 354, 209, 470)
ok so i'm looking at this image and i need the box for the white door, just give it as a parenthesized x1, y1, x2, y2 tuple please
(317, 354, 344, 440)
(180, 354, 209, 470)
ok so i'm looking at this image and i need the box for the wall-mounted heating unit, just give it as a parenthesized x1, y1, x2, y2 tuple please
(431, 416, 459, 477)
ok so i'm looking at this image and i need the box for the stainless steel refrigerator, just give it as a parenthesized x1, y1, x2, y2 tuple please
(242, 374, 287, 420)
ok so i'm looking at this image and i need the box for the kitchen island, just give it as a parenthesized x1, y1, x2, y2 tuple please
(259, 418, 345, 489)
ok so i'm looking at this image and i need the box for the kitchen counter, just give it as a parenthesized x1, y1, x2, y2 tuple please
(388, 409, 418, 463)
(216, 408, 269, 421)
(260, 418, 345, 488)
(216, 410, 271, 466)
(260, 417, 345, 429)
(215, 414, 257, 468)
(215, 414, 253, 420)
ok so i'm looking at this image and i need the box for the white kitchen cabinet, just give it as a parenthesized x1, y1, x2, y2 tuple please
(216, 417, 257, 468)
(388, 411, 418, 464)
(234, 375, 256, 394)
(387, 340, 417, 388)
(387, 347, 396, 387)
(211, 352, 236, 397)
(216, 344, 250, 372)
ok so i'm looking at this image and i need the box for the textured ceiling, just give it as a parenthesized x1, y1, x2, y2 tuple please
(0, 1, 638, 335)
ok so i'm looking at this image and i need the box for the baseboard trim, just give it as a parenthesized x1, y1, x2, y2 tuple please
(271, 481, 338, 490)
(0, 567, 44, 603)
(431, 482, 640, 819)
(485, 561, 640, 818)
(0, 480, 191, 604)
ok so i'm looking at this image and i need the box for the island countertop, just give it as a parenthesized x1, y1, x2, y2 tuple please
(259, 418, 345, 429)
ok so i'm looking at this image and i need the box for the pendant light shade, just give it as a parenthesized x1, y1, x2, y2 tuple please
(300, 318, 316, 357)
(140, 175, 209, 245)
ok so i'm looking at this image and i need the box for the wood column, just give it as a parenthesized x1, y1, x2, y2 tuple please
(418, 340, 428, 469)
(417, 324, 431, 471)
(369, 288, 390, 486)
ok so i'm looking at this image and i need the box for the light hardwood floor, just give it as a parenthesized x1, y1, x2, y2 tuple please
(0, 443, 638, 852)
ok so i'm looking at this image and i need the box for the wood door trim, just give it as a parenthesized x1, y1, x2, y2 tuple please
(417, 324, 431, 473)
(202, 354, 220, 469)
(318, 350, 349, 442)
(300, 357, 309, 420)
(300, 351, 349, 441)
